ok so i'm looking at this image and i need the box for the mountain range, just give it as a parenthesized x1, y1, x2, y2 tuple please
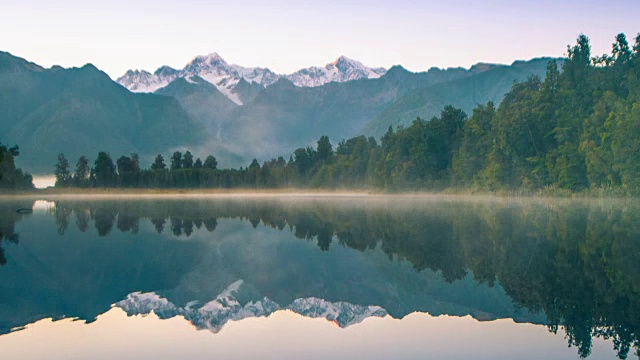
(117, 280, 388, 333)
(0, 50, 560, 173)
(117, 54, 387, 104)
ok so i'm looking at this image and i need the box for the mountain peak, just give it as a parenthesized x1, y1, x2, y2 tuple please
(331, 55, 352, 67)
(286, 56, 387, 87)
(154, 65, 179, 77)
(190, 52, 227, 66)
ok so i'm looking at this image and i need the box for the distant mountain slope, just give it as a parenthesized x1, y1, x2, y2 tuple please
(212, 59, 555, 166)
(216, 66, 472, 163)
(0, 51, 204, 173)
(362, 58, 559, 137)
(155, 75, 238, 127)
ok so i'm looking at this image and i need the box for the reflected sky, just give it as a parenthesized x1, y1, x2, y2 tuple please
(0, 309, 617, 360)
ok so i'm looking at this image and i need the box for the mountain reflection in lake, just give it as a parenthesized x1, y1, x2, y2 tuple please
(0, 196, 638, 359)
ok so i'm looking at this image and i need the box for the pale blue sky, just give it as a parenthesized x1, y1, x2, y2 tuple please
(1, 0, 639, 79)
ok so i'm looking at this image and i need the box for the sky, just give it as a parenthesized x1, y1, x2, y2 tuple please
(1, 0, 639, 79)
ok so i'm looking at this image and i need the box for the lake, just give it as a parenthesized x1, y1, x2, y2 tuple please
(0, 194, 638, 359)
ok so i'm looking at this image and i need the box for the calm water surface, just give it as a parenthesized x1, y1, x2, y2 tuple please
(0, 195, 638, 359)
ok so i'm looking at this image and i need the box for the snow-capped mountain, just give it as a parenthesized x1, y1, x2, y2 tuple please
(116, 53, 279, 105)
(285, 56, 387, 87)
(116, 68, 178, 93)
(180, 53, 279, 104)
(116, 54, 386, 104)
(116, 280, 387, 333)
(289, 297, 387, 328)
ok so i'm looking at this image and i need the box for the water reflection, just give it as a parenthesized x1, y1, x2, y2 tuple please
(0, 197, 639, 359)
(0, 202, 30, 266)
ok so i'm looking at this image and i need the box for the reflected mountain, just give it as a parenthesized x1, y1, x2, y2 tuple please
(0, 197, 638, 359)
(117, 280, 387, 332)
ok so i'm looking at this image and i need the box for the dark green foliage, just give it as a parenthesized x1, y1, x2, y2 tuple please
(0, 143, 33, 189)
(170, 151, 182, 171)
(316, 136, 334, 163)
(151, 154, 166, 170)
(54, 153, 72, 187)
(93, 152, 116, 187)
(183, 151, 194, 169)
(74, 155, 90, 186)
(203, 155, 218, 170)
(116, 154, 140, 187)
(453, 102, 495, 184)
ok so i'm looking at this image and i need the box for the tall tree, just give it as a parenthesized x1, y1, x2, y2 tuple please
(0, 143, 32, 189)
(151, 154, 166, 170)
(203, 155, 218, 170)
(170, 151, 182, 170)
(74, 155, 90, 187)
(54, 153, 72, 187)
(93, 152, 116, 187)
(316, 136, 334, 163)
(183, 151, 194, 169)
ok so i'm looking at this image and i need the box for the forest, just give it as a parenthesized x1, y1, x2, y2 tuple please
(46, 33, 640, 194)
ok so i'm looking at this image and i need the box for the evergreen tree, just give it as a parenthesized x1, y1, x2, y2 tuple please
(183, 151, 194, 169)
(74, 155, 90, 187)
(151, 154, 166, 170)
(93, 152, 116, 187)
(170, 151, 182, 170)
(316, 136, 333, 163)
(54, 153, 72, 186)
(0, 143, 32, 189)
(203, 155, 218, 170)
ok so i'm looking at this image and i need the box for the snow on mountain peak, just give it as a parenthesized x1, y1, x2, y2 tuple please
(116, 53, 387, 101)
(332, 55, 358, 69)
(117, 52, 282, 105)
(154, 65, 179, 77)
(187, 52, 229, 71)
(286, 56, 387, 87)
(116, 69, 173, 93)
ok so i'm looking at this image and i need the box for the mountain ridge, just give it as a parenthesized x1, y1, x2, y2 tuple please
(0, 51, 204, 173)
(116, 53, 387, 103)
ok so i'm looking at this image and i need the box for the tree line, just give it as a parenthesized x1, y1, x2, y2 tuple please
(53, 33, 640, 193)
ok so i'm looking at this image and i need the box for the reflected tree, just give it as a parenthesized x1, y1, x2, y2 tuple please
(40, 198, 640, 358)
